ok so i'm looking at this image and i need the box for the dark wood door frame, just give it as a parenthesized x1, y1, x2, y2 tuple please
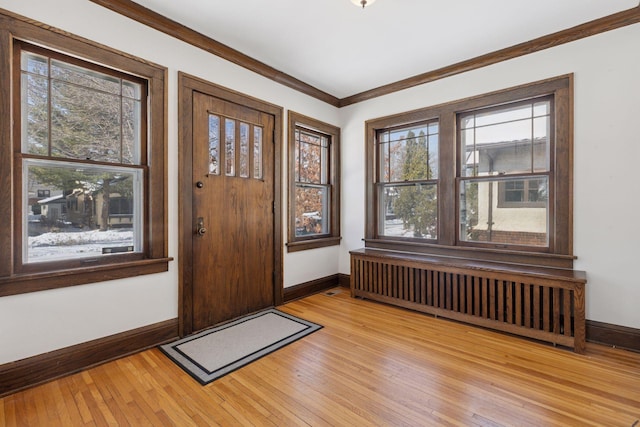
(177, 72, 284, 337)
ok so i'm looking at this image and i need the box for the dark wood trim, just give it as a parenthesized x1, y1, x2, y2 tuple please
(586, 320, 640, 353)
(178, 72, 284, 336)
(0, 25, 12, 278)
(338, 273, 350, 288)
(66, 3, 639, 107)
(339, 6, 640, 106)
(283, 274, 341, 303)
(0, 318, 179, 398)
(286, 237, 342, 253)
(87, 0, 339, 107)
(0, 258, 171, 297)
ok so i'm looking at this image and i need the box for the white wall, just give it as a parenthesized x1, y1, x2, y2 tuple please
(1, 1, 638, 366)
(0, 0, 340, 364)
(339, 23, 640, 330)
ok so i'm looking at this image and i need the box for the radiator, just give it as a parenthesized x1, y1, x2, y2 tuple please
(350, 249, 586, 353)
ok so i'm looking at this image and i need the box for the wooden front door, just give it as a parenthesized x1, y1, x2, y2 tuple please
(189, 90, 276, 332)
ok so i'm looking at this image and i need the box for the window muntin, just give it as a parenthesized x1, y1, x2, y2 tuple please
(376, 120, 439, 240)
(287, 111, 341, 251)
(459, 97, 552, 248)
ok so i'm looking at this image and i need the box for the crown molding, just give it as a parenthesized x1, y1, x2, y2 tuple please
(86, 1, 640, 107)
(88, 0, 341, 107)
(339, 5, 640, 106)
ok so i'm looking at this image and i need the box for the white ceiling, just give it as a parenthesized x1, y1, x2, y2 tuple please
(133, 0, 638, 99)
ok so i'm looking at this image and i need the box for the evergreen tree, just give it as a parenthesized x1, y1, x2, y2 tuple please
(392, 131, 437, 238)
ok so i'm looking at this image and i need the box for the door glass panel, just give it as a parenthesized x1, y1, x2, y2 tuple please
(253, 126, 263, 179)
(208, 114, 220, 175)
(225, 118, 235, 176)
(239, 122, 250, 178)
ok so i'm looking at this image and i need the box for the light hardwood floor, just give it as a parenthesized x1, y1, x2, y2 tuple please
(2, 288, 639, 426)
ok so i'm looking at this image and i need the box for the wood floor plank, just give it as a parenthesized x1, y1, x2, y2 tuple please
(2, 288, 640, 426)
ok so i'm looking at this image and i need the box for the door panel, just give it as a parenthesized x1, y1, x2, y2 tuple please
(191, 91, 275, 331)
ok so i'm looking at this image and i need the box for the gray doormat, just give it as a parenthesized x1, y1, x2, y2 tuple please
(160, 309, 322, 385)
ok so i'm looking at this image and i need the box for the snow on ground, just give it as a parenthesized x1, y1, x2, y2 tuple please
(28, 229, 135, 262)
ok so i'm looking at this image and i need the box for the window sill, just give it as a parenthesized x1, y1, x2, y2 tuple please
(364, 239, 575, 269)
(0, 257, 173, 297)
(287, 236, 341, 253)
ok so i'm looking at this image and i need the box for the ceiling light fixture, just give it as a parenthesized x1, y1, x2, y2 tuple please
(351, 0, 376, 9)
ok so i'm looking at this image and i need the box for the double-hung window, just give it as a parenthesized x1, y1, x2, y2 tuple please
(0, 15, 168, 296)
(459, 97, 552, 248)
(20, 44, 145, 263)
(365, 76, 573, 265)
(287, 112, 341, 252)
(377, 121, 439, 240)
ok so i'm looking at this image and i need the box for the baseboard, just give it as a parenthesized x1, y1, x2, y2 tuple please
(338, 273, 350, 288)
(586, 320, 640, 353)
(0, 318, 179, 398)
(283, 274, 341, 302)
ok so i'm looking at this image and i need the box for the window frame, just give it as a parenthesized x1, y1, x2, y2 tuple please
(0, 12, 170, 296)
(365, 75, 574, 268)
(287, 111, 341, 252)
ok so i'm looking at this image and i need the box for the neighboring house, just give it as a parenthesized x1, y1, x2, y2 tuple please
(464, 138, 548, 247)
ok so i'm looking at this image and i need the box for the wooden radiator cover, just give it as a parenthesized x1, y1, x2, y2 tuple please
(350, 248, 587, 353)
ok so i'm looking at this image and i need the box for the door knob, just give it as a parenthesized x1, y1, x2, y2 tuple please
(196, 217, 207, 236)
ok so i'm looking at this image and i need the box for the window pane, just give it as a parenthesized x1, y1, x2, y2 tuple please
(460, 178, 548, 247)
(379, 183, 437, 239)
(209, 115, 220, 175)
(24, 159, 143, 263)
(225, 118, 235, 176)
(21, 73, 49, 156)
(22, 52, 48, 76)
(460, 99, 551, 177)
(295, 184, 329, 236)
(533, 116, 550, 171)
(381, 128, 437, 183)
(297, 133, 323, 184)
(122, 97, 141, 164)
(253, 126, 263, 179)
(122, 80, 142, 100)
(51, 80, 122, 163)
(51, 59, 121, 95)
(239, 122, 250, 178)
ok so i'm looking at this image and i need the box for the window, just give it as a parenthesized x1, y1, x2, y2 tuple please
(287, 111, 340, 252)
(0, 15, 168, 296)
(459, 98, 551, 247)
(365, 76, 573, 265)
(377, 121, 439, 240)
